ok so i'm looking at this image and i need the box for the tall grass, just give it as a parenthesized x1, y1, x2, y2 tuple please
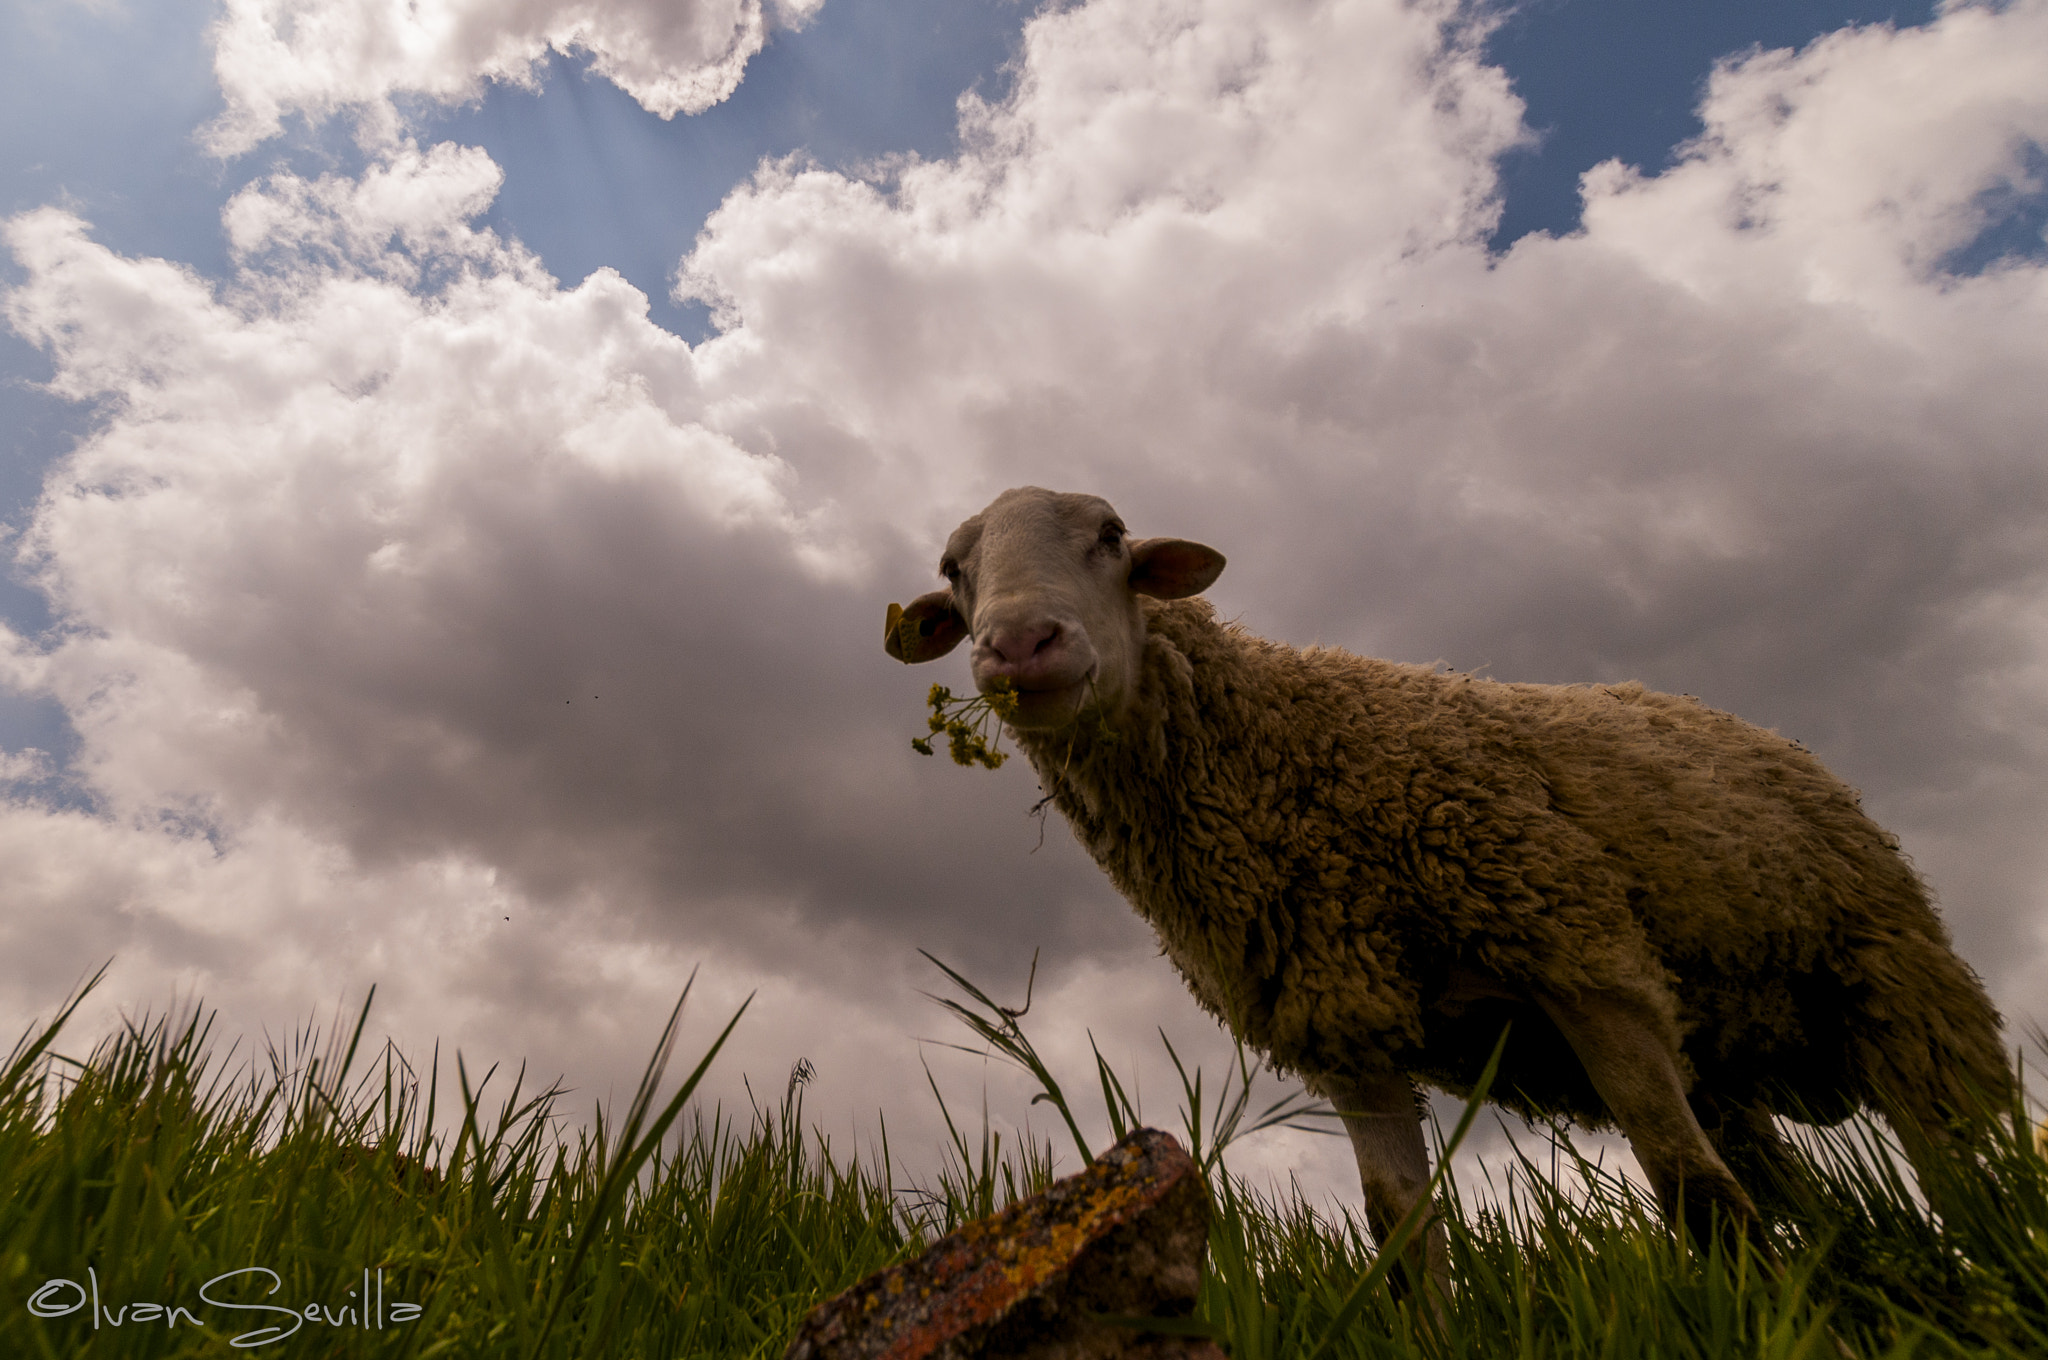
(3, 960, 2042, 1358)
(1, 967, 904, 1358)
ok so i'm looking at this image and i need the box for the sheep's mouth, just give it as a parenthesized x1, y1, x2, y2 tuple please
(988, 669, 1095, 731)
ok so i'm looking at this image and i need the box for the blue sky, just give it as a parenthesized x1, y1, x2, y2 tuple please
(1, 0, 2043, 1203)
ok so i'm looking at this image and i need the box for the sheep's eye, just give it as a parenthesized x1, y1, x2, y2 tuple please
(1098, 522, 1125, 549)
(940, 558, 960, 582)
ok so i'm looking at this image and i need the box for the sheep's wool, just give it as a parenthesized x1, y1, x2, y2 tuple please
(1017, 600, 2008, 1133)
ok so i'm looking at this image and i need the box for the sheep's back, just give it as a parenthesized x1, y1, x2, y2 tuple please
(1476, 677, 1922, 944)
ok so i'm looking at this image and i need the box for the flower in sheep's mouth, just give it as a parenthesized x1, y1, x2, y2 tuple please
(912, 678, 1020, 768)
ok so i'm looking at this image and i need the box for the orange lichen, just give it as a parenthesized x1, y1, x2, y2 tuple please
(783, 1129, 1207, 1359)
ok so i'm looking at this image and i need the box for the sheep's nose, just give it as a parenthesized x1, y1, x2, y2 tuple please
(986, 620, 1061, 668)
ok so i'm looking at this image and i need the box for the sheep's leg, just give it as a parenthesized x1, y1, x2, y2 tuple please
(1317, 1071, 1449, 1306)
(1694, 1095, 1799, 1217)
(1535, 989, 1760, 1247)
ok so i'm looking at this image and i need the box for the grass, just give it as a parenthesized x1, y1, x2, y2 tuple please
(3, 960, 2043, 1359)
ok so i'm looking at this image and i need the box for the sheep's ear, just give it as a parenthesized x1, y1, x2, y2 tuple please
(1128, 538, 1226, 599)
(886, 591, 969, 662)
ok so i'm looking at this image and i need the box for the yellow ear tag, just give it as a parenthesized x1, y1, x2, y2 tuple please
(885, 601, 905, 649)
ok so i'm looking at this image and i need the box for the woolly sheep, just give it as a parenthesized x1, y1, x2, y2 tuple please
(886, 486, 2010, 1291)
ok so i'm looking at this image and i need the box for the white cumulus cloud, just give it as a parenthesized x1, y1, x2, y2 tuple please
(205, 0, 827, 156)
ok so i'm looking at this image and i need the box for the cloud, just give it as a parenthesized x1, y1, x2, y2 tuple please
(1583, 0, 2048, 295)
(1, 150, 915, 947)
(5, 0, 2047, 1200)
(204, 0, 828, 156)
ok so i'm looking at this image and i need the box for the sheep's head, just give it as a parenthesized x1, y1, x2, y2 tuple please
(886, 487, 1225, 732)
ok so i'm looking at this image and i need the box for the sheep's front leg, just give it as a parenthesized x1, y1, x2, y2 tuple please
(1535, 988, 1759, 1246)
(1317, 1071, 1449, 1306)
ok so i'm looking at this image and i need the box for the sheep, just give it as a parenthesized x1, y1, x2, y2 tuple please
(885, 486, 2011, 1293)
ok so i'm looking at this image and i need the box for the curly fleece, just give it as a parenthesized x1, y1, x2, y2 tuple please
(1015, 598, 2009, 1135)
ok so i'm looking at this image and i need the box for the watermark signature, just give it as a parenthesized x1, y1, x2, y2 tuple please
(26, 1266, 421, 1347)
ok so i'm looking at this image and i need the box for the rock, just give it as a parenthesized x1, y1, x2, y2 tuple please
(785, 1127, 1224, 1359)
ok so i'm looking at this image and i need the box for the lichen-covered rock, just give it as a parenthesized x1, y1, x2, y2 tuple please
(784, 1127, 1222, 1360)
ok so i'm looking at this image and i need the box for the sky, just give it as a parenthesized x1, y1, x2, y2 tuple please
(2, 0, 2044, 1213)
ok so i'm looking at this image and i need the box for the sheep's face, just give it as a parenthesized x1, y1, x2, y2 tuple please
(886, 487, 1225, 731)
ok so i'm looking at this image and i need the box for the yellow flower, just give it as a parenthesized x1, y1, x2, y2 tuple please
(910, 677, 1017, 769)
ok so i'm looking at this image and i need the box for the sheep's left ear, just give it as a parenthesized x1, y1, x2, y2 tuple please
(886, 591, 969, 662)
(1128, 538, 1226, 599)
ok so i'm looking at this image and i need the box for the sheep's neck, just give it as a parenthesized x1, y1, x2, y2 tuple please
(1010, 600, 1245, 1015)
